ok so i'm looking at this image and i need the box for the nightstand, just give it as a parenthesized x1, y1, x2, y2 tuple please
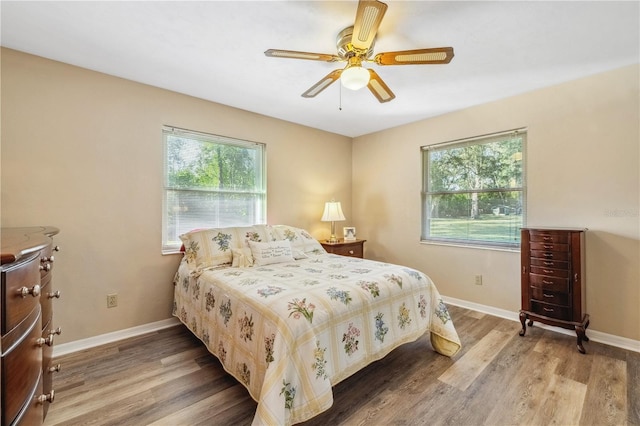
(320, 239, 366, 258)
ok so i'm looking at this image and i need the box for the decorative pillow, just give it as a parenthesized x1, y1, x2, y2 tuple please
(180, 224, 273, 272)
(231, 247, 254, 268)
(179, 228, 235, 271)
(272, 225, 327, 255)
(256, 224, 278, 242)
(248, 240, 295, 266)
(240, 224, 274, 247)
(179, 228, 206, 252)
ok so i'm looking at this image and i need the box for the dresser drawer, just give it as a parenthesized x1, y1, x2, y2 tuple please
(530, 258, 569, 270)
(530, 250, 570, 262)
(530, 242, 569, 252)
(531, 287, 569, 306)
(2, 253, 41, 334)
(40, 275, 53, 328)
(321, 240, 365, 258)
(11, 375, 44, 426)
(330, 244, 363, 257)
(529, 273, 569, 293)
(1, 307, 43, 424)
(529, 231, 569, 244)
(530, 265, 569, 278)
(530, 300, 571, 320)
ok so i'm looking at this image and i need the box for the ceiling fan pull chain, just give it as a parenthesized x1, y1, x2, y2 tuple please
(339, 83, 343, 111)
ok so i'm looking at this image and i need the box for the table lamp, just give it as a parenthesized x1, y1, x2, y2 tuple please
(321, 200, 346, 243)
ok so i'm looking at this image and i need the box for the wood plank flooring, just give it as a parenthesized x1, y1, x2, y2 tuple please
(44, 305, 639, 425)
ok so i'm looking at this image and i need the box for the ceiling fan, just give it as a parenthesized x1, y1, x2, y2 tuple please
(264, 0, 454, 103)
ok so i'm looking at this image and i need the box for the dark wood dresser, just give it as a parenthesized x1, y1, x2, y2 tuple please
(519, 227, 589, 353)
(321, 239, 366, 258)
(1, 227, 61, 425)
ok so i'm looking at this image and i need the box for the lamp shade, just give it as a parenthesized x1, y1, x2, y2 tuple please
(321, 201, 346, 222)
(340, 66, 370, 90)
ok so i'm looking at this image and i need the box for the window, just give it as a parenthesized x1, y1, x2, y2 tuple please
(421, 129, 526, 249)
(162, 126, 266, 252)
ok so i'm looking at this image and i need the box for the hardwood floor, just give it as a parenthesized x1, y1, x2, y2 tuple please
(44, 305, 639, 426)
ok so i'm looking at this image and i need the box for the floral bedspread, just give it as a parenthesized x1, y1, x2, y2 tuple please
(173, 254, 461, 425)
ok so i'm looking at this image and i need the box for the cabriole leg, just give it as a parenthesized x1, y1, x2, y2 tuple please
(519, 311, 527, 336)
(576, 325, 587, 354)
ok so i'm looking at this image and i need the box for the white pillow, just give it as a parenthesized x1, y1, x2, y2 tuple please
(249, 240, 295, 266)
(231, 247, 254, 268)
(271, 225, 327, 255)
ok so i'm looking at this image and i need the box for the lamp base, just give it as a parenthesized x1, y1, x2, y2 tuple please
(326, 221, 340, 244)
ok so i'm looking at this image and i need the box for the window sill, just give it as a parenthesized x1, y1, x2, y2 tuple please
(162, 249, 183, 256)
(420, 239, 520, 253)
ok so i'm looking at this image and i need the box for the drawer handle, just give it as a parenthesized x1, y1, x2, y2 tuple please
(543, 261, 555, 266)
(543, 293, 555, 298)
(37, 390, 55, 404)
(543, 269, 554, 274)
(48, 326, 62, 336)
(543, 245, 553, 249)
(41, 255, 55, 263)
(36, 333, 55, 347)
(39, 263, 52, 272)
(542, 279, 554, 285)
(543, 307, 554, 312)
(349, 250, 354, 254)
(47, 290, 62, 299)
(543, 253, 553, 258)
(18, 284, 41, 298)
(49, 364, 61, 374)
(543, 236, 552, 241)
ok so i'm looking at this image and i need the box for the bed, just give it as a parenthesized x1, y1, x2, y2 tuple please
(173, 224, 461, 425)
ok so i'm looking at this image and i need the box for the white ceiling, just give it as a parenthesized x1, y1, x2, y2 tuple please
(2, 1, 638, 137)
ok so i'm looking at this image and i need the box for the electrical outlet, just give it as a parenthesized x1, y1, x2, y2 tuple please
(475, 275, 483, 286)
(107, 293, 118, 308)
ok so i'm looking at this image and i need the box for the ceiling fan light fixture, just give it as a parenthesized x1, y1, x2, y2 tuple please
(341, 65, 370, 90)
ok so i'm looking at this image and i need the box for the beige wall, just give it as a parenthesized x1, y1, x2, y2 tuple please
(1, 48, 352, 343)
(353, 64, 640, 341)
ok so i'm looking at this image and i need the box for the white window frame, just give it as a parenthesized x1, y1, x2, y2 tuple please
(421, 129, 526, 249)
(162, 126, 266, 253)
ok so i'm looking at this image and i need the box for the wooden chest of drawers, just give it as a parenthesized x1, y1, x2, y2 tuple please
(320, 239, 366, 258)
(1, 227, 60, 425)
(519, 228, 589, 353)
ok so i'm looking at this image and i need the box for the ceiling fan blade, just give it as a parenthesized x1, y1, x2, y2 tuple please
(352, 0, 388, 51)
(302, 69, 342, 98)
(374, 47, 454, 65)
(367, 69, 395, 103)
(265, 49, 341, 62)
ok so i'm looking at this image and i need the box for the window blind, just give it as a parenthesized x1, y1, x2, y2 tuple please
(162, 126, 266, 253)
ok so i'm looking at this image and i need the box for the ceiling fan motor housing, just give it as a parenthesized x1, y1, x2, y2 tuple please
(337, 26, 374, 59)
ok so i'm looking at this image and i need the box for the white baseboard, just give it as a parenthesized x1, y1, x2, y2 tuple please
(442, 296, 640, 353)
(53, 299, 640, 357)
(53, 318, 181, 358)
